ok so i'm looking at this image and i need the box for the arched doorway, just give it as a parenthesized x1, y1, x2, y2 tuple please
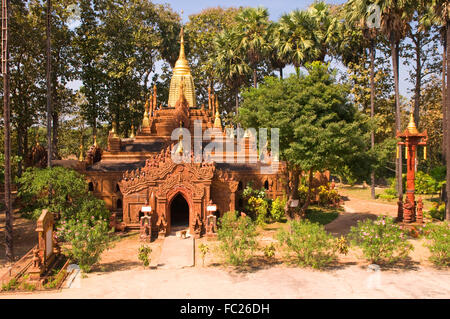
(170, 193, 190, 228)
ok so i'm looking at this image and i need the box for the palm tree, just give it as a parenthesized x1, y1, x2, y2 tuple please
(429, 0, 450, 220)
(351, 0, 414, 197)
(2, 0, 13, 262)
(267, 22, 287, 79)
(46, 0, 52, 167)
(234, 7, 270, 88)
(344, 0, 379, 199)
(308, 0, 340, 62)
(214, 29, 251, 112)
(276, 10, 315, 77)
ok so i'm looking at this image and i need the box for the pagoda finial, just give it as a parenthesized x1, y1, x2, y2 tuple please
(142, 100, 150, 128)
(93, 135, 97, 147)
(407, 111, 419, 135)
(214, 100, 222, 129)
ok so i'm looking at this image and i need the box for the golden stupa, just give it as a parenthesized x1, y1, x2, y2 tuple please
(168, 27, 196, 108)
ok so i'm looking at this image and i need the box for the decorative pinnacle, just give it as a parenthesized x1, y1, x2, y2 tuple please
(407, 112, 419, 135)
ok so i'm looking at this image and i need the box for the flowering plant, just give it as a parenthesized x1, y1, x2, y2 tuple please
(56, 216, 113, 273)
(349, 216, 413, 265)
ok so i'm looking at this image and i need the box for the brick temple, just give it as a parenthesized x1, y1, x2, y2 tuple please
(57, 29, 285, 237)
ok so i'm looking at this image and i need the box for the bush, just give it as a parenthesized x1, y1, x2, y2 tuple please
(199, 243, 209, 266)
(349, 216, 413, 265)
(424, 222, 450, 267)
(415, 171, 441, 194)
(317, 185, 340, 207)
(247, 196, 269, 225)
(270, 197, 286, 222)
(263, 243, 276, 259)
(377, 177, 398, 200)
(138, 245, 152, 268)
(425, 203, 445, 221)
(277, 220, 338, 269)
(17, 167, 109, 222)
(56, 216, 113, 273)
(217, 211, 258, 266)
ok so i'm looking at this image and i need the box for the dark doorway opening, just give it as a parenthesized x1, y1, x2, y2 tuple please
(170, 193, 189, 227)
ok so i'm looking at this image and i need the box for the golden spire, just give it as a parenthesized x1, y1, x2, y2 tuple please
(168, 26, 196, 107)
(142, 99, 150, 128)
(173, 27, 190, 76)
(93, 135, 97, 147)
(130, 124, 135, 138)
(214, 101, 222, 129)
(407, 112, 419, 134)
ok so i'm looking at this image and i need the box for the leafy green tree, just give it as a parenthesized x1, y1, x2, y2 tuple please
(239, 62, 371, 218)
(17, 166, 109, 221)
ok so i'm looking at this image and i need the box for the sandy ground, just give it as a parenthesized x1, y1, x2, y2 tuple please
(1, 192, 449, 298)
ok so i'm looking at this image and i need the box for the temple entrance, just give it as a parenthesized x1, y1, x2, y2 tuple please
(170, 193, 190, 228)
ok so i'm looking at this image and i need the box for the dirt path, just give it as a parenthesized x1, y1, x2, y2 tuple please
(325, 194, 398, 237)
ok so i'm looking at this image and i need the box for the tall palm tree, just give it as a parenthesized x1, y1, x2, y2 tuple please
(267, 21, 287, 79)
(214, 29, 251, 113)
(344, 0, 379, 199)
(46, 0, 52, 167)
(276, 10, 315, 77)
(308, 0, 340, 62)
(351, 0, 414, 197)
(234, 7, 270, 88)
(429, 0, 450, 220)
(2, 0, 13, 262)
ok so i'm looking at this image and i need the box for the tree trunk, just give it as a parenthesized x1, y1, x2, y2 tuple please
(52, 111, 58, 159)
(46, 0, 52, 167)
(391, 36, 403, 197)
(3, 0, 13, 262)
(414, 36, 421, 127)
(370, 41, 376, 200)
(442, 30, 447, 204)
(445, 21, 450, 221)
(253, 68, 257, 88)
(298, 168, 314, 218)
(284, 166, 301, 219)
(235, 89, 239, 115)
(279, 67, 283, 79)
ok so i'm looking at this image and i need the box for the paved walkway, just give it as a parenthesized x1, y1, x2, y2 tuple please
(1, 265, 449, 299)
(157, 234, 194, 269)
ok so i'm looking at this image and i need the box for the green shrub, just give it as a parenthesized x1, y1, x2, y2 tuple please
(138, 245, 152, 268)
(56, 217, 113, 273)
(317, 185, 340, 207)
(263, 243, 276, 258)
(415, 171, 441, 194)
(424, 222, 450, 267)
(425, 203, 445, 221)
(217, 211, 258, 266)
(277, 220, 338, 269)
(270, 197, 286, 222)
(349, 216, 413, 265)
(1, 278, 19, 291)
(199, 243, 209, 266)
(247, 196, 269, 225)
(17, 167, 110, 222)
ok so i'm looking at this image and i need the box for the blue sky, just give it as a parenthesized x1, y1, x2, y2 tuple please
(153, 0, 347, 22)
